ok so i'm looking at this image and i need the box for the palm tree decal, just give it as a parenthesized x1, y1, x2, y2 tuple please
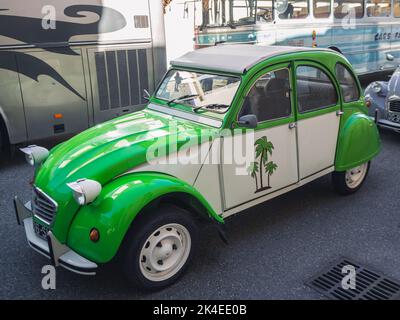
(247, 162, 259, 191)
(248, 136, 278, 193)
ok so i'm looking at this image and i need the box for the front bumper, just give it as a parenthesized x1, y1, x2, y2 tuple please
(14, 196, 98, 275)
(377, 119, 400, 133)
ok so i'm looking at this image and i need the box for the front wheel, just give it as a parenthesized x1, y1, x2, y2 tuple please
(120, 205, 198, 291)
(332, 162, 370, 195)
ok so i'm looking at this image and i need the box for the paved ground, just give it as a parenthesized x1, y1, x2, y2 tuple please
(0, 128, 399, 300)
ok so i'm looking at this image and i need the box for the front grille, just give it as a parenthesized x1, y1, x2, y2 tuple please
(32, 187, 57, 225)
(389, 100, 400, 113)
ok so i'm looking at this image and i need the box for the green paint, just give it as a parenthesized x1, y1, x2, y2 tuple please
(67, 172, 223, 263)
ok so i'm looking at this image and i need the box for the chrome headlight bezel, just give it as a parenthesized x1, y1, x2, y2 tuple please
(67, 179, 102, 206)
(20, 145, 49, 167)
(372, 82, 382, 94)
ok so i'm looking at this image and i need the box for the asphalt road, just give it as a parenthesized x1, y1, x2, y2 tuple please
(0, 129, 399, 300)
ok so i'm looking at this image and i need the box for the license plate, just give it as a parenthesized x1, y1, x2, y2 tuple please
(33, 221, 50, 240)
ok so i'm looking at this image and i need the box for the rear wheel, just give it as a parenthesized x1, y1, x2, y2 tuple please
(332, 162, 370, 195)
(120, 205, 198, 291)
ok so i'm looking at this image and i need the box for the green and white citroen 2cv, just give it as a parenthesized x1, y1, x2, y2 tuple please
(14, 45, 381, 290)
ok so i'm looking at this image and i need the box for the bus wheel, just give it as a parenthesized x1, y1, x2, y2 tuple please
(121, 205, 198, 291)
(332, 162, 370, 195)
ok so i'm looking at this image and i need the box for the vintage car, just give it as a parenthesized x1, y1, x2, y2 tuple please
(14, 45, 381, 290)
(365, 67, 400, 133)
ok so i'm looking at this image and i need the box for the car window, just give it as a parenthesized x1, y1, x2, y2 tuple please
(155, 70, 240, 112)
(335, 64, 360, 103)
(239, 69, 292, 123)
(296, 66, 338, 113)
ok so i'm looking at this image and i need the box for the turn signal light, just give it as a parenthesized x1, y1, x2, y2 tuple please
(366, 100, 372, 108)
(89, 228, 100, 242)
(54, 113, 63, 119)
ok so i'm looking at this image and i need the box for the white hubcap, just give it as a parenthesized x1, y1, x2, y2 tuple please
(345, 163, 368, 189)
(139, 223, 191, 282)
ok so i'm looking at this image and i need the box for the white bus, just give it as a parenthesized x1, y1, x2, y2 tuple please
(192, 0, 400, 75)
(0, 0, 166, 150)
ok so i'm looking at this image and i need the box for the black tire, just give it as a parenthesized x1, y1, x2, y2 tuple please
(120, 205, 199, 291)
(332, 162, 371, 196)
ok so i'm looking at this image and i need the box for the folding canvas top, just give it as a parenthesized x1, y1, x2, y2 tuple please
(171, 44, 331, 74)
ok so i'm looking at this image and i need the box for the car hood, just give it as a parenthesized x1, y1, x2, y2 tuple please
(34, 108, 217, 242)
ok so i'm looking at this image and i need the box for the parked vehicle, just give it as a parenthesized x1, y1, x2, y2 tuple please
(14, 45, 381, 290)
(365, 67, 400, 133)
(190, 0, 400, 75)
(0, 0, 166, 151)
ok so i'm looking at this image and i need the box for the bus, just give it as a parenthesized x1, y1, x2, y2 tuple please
(0, 0, 166, 151)
(192, 0, 400, 76)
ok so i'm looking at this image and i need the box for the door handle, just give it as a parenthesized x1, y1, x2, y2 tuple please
(289, 122, 297, 129)
(336, 110, 344, 116)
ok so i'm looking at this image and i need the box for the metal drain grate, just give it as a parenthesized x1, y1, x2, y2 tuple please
(307, 258, 400, 300)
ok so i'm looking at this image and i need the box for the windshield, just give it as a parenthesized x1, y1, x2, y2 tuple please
(199, 0, 275, 28)
(155, 70, 241, 113)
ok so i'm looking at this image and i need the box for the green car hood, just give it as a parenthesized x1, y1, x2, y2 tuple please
(34, 108, 217, 242)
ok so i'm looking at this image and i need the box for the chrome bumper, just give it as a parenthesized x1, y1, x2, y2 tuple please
(14, 196, 98, 276)
(377, 119, 400, 133)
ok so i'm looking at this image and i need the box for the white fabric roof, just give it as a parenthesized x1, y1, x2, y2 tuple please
(171, 44, 330, 74)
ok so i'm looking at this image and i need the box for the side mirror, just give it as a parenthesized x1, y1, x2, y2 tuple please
(237, 114, 258, 129)
(143, 89, 150, 101)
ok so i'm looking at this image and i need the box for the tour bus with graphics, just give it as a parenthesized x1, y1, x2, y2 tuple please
(0, 0, 166, 151)
(190, 0, 400, 75)
(14, 45, 381, 290)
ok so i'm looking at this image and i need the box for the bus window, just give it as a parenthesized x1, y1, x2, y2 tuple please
(278, 0, 310, 19)
(366, 0, 391, 17)
(314, 0, 332, 18)
(256, 0, 274, 22)
(201, 0, 256, 28)
(231, 0, 256, 24)
(334, 0, 364, 18)
(395, 0, 400, 16)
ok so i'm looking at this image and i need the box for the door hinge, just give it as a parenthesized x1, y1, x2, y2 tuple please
(336, 110, 344, 116)
(289, 122, 297, 129)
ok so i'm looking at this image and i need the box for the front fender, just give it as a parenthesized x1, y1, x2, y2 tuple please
(67, 172, 223, 264)
(335, 112, 381, 171)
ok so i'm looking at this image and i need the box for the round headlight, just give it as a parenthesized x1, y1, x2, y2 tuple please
(67, 179, 102, 206)
(372, 82, 382, 94)
(20, 145, 49, 167)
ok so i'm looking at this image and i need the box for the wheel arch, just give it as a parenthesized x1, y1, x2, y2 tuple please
(335, 112, 381, 171)
(67, 172, 223, 264)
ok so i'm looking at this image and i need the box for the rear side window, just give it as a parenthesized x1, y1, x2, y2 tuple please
(296, 66, 338, 113)
(335, 64, 360, 103)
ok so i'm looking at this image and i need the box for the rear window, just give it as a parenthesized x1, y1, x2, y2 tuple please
(335, 64, 360, 103)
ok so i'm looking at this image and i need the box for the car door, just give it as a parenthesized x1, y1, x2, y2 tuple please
(294, 62, 342, 180)
(221, 64, 299, 209)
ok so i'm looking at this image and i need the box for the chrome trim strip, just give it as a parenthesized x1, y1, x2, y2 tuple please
(147, 104, 223, 128)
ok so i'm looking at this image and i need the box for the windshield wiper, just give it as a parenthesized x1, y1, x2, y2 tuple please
(167, 94, 199, 106)
(193, 104, 229, 113)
